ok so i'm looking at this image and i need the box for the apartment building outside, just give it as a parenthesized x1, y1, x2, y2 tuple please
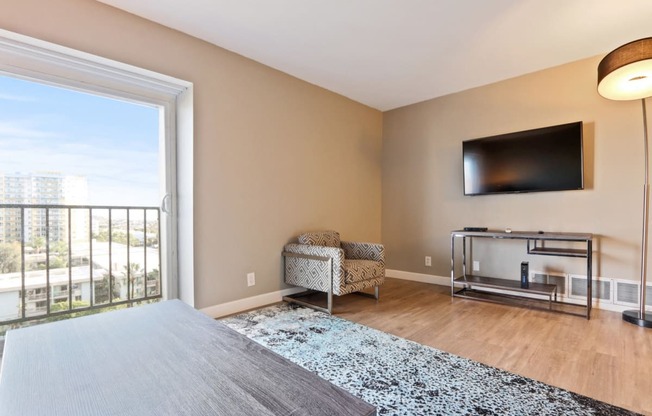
(0, 172, 89, 244)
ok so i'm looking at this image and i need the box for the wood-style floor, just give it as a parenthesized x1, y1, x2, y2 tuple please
(328, 278, 652, 415)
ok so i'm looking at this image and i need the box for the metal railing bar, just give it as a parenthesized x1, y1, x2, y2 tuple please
(20, 206, 26, 320)
(143, 209, 147, 297)
(45, 208, 51, 316)
(1, 294, 163, 326)
(0, 204, 158, 210)
(1, 204, 162, 325)
(158, 208, 162, 298)
(109, 208, 114, 302)
(68, 208, 72, 312)
(126, 209, 131, 301)
(89, 209, 94, 308)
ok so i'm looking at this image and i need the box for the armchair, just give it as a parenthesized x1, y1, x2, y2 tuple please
(282, 230, 385, 314)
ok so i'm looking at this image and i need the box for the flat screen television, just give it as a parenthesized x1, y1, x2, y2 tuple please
(463, 121, 584, 196)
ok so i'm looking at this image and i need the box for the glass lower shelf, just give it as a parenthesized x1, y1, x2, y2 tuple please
(454, 274, 556, 296)
(453, 288, 587, 316)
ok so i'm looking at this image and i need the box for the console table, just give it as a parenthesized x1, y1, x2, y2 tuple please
(450, 230, 593, 319)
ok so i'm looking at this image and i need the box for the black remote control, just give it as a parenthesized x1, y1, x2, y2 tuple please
(464, 227, 488, 232)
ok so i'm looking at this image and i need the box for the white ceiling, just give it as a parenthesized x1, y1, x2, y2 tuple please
(98, 0, 652, 111)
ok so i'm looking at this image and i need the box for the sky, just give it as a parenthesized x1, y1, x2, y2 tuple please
(0, 75, 160, 207)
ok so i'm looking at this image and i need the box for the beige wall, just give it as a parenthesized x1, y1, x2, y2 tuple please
(383, 56, 646, 282)
(5, 0, 643, 306)
(1, 0, 382, 309)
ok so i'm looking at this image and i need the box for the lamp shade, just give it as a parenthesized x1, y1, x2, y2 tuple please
(598, 37, 652, 101)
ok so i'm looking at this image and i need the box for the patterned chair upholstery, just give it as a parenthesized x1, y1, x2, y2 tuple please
(282, 230, 385, 314)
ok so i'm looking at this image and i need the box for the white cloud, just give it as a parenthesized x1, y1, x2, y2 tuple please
(0, 93, 36, 102)
(0, 120, 159, 206)
(0, 120, 60, 139)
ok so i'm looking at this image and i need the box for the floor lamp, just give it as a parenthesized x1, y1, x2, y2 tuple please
(598, 37, 652, 328)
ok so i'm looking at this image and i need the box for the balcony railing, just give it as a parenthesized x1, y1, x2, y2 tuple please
(0, 204, 162, 325)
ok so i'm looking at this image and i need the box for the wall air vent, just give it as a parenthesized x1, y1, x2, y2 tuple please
(569, 275, 612, 302)
(614, 280, 652, 307)
(531, 272, 567, 297)
(615, 280, 639, 306)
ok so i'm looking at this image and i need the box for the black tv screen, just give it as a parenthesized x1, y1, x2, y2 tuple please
(463, 121, 584, 196)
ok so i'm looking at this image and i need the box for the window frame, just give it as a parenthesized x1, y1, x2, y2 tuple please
(0, 29, 194, 305)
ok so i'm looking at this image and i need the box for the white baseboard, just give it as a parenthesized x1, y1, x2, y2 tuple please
(563, 297, 632, 313)
(200, 271, 636, 318)
(386, 269, 632, 314)
(200, 287, 304, 319)
(200, 271, 449, 319)
(386, 269, 450, 286)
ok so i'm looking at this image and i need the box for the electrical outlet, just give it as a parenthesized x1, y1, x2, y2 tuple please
(473, 261, 480, 272)
(247, 272, 255, 287)
(425, 256, 432, 267)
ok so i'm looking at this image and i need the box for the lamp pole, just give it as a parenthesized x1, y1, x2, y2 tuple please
(598, 37, 652, 327)
(636, 98, 649, 321)
(623, 97, 652, 327)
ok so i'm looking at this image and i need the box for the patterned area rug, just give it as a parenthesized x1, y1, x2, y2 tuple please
(221, 303, 640, 416)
